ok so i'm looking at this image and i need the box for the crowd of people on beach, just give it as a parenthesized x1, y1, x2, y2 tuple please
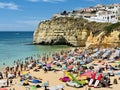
(0, 47, 120, 90)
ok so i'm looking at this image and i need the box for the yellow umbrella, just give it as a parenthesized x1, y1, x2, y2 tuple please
(109, 63, 116, 66)
(21, 71, 28, 75)
(76, 76, 87, 80)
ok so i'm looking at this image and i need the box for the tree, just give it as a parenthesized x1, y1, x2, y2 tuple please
(61, 10, 68, 15)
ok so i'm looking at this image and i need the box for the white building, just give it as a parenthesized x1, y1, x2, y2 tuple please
(106, 4, 120, 13)
(84, 4, 120, 23)
(84, 10, 118, 23)
(54, 3, 120, 23)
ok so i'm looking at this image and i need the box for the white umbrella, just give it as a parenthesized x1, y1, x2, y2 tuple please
(114, 50, 120, 57)
(0, 79, 7, 87)
(56, 84, 64, 89)
(28, 64, 32, 68)
(0, 80, 6, 83)
(49, 86, 58, 90)
(8, 73, 14, 78)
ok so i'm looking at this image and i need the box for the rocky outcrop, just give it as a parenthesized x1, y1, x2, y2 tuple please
(86, 31, 120, 48)
(33, 17, 120, 47)
(33, 17, 90, 46)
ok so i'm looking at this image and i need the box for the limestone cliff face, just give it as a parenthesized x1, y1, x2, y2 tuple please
(33, 17, 90, 46)
(86, 31, 120, 48)
(33, 17, 120, 47)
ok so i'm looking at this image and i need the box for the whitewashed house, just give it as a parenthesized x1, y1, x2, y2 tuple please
(84, 4, 120, 23)
(84, 10, 118, 23)
(54, 3, 120, 23)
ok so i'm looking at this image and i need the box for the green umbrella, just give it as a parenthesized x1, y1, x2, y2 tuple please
(42, 82, 49, 87)
(53, 66, 61, 70)
(30, 86, 37, 90)
(116, 61, 120, 65)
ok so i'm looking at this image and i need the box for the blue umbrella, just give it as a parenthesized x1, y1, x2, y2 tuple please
(117, 72, 120, 75)
(80, 61, 85, 65)
(32, 79, 40, 84)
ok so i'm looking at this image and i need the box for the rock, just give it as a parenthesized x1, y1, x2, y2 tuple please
(33, 16, 120, 47)
(33, 17, 90, 46)
(86, 31, 120, 48)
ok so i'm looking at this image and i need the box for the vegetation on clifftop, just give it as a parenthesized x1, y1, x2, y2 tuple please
(39, 17, 120, 36)
(51, 17, 112, 35)
(104, 22, 120, 35)
(35, 16, 120, 46)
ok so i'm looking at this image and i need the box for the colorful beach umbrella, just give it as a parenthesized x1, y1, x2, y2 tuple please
(46, 63, 51, 67)
(0, 88, 8, 90)
(77, 76, 87, 80)
(116, 61, 120, 65)
(42, 82, 49, 87)
(68, 65, 73, 70)
(32, 79, 40, 84)
(49, 86, 57, 90)
(21, 71, 28, 75)
(57, 84, 64, 89)
(30, 86, 37, 90)
(81, 71, 93, 78)
(53, 66, 61, 70)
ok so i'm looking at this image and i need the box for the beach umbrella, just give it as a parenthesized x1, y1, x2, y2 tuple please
(42, 82, 49, 87)
(81, 71, 92, 78)
(117, 72, 120, 76)
(46, 63, 51, 68)
(102, 50, 111, 58)
(56, 84, 64, 89)
(109, 63, 116, 66)
(49, 86, 58, 90)
(32, 79, 40, 84)
(62, 65, 67, 70)
(0, 88, 8, 90)
(0, 79, 7, 87)
(77, 76, 87, 80)
(21, 71, 28, 75)
(30, 86, 37, 90)
(53, 66, 61, 70)
(80, 61, 86, 65)
(93, 48, 99, 53)
(116, 61, 120, 65)
(37, 62, 43, 65)
(28, 64, 32, 68)
(68, 65, 73, 70)
(8, 73, 15, 78)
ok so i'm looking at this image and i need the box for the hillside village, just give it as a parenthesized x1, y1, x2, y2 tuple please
(54, 3, 120, 23)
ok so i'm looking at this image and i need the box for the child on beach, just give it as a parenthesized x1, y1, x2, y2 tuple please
(10, 79, 13, 86)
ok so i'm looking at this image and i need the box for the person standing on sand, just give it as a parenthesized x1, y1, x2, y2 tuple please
(5, 71, 8, 78)
(10, 79, 13, 86)
(7, 79, 9, 87)
(18, 71, 20, 77)
(44, 67, 47, 73)
(14, 71, 16, 78)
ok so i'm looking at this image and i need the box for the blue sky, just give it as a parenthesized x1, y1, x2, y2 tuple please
(0, 0, 119, 31)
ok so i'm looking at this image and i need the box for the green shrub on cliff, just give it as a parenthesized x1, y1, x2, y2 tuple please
(104, 22, 120, 34)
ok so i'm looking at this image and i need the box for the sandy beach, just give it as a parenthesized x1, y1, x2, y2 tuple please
(5, 68, 120, 90)
(0, 47, 120, 90)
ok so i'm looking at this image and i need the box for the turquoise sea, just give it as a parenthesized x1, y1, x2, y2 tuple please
(0, 31, 70, 67)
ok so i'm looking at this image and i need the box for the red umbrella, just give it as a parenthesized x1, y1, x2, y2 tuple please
(68, 65, 73, 70)
(46, 63, 51, 67)
(81, 71, 93, 78)
(0, 88, 8, 90)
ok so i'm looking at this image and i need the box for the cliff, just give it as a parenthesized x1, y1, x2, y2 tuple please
(33, 17, 120, 47)
(86, 23, 120, 48)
